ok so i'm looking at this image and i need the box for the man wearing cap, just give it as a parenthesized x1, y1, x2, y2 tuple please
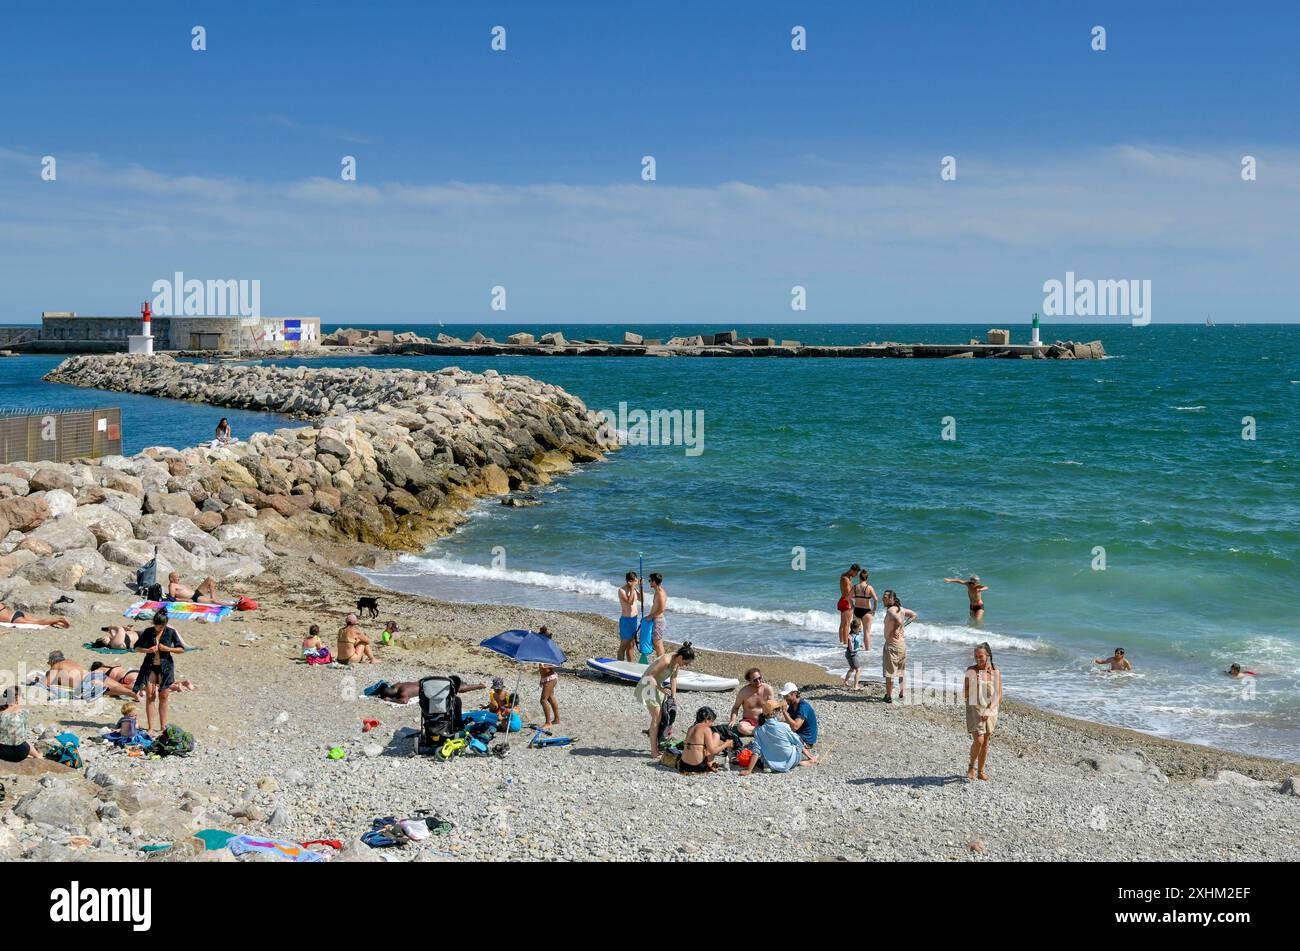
(779, 682, 818, 747)
(943, 574, 989, 616)
(741, 699, 819, 775)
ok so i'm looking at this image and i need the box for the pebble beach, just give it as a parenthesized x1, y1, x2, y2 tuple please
(2, 355, 1298, 863)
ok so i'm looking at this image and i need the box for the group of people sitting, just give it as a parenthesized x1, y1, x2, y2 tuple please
(303, 616, 400, 666)
(638, 643, 821, 776)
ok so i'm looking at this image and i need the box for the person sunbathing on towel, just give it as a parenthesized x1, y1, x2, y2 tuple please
(90, 662, 195, 695)
(43, 651, 140, 700)
(374, 678, 486, 704)
(167, 572, 238, 607)
(93, 625, 139, 649)
(0, 602, 71, 629)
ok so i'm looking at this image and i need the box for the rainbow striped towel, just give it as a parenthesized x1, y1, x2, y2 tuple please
(124, 601, 232, 623)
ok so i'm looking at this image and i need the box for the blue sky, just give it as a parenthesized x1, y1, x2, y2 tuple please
(2, 1, 1297, 324)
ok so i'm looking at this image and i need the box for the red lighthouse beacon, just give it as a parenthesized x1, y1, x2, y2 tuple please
(129, 300, 155, 355)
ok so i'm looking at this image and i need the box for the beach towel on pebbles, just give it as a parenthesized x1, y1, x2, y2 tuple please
(124, 600, 232, 623)
(227, 835, 326, 862)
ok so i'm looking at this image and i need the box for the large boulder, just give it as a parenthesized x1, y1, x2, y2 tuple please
(71, 504, 136, 545)
(28, 489, 77, 519)
(97, 490, 143, 520)
(16, 780, 96, 832)
(0, 472, 29, 497)
(144, 490, 198, 519)
(26, 467, 75, 494)
(24, 519, 98, 553)
(0, 496, 51, 534)
(99, 538, 155, 569)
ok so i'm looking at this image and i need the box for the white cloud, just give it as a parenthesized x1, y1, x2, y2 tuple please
(1, 145, 1296, 322)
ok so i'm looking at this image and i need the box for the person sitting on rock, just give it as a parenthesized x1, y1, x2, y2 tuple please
(0, 601, 71, 629)
(93, 625, 139, 649)
(166, 572, 238, 606)
(215, 417, 233, 445)
(42, 650, 139, 700)
(337, 614, 375, 665)
(0, 685, 40, 763)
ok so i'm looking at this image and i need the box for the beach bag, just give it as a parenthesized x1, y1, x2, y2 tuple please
(154, 724, 195, 757)
(659, 749, 681, 770)
(657, 695, 677, 746)
(134, 557, 157, 596)
(45, 735, 82, 770)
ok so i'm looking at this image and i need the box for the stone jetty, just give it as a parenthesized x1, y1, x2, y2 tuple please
(2, 355, 615, 615)
(331, 329, 1105, 360)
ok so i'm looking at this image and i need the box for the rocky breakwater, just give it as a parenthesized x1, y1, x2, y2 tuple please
(4, 356, 615, 614)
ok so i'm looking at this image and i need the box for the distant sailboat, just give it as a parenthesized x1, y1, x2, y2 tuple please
(1205, 314, 1215, 327)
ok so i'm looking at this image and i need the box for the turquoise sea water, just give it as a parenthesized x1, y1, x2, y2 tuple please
(11, 323, 1300, 758)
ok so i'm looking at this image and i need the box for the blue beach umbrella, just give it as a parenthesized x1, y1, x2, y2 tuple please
(479, 629, 566, 666)
(478, 630, 567, 735)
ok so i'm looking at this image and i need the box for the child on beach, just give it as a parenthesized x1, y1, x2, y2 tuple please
(843, 619, 864, 689)
(488, 677, 522, 732)
(303, 625, 332, 664)
(381, 620, 398, 646)
(537, 626, 561, 728)
(117, 702, 139, 741)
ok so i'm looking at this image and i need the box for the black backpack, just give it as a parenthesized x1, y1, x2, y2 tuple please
(657, 695, 678, 746)
(134, 556, 157, 596)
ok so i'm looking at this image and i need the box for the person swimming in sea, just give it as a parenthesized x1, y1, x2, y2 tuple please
(1094, 648, 1132, 671)
(1226, 663, 1257, 678)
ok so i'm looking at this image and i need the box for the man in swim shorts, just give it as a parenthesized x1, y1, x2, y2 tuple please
(837, 564, 860, 646)
(167, 571, 238, 607)
(43, 651, 138, 700)
(617, 571, 642, 662)
(944, 574, 989, 616)
(643, 572, 668, 662)
(728, 667, 775, 737)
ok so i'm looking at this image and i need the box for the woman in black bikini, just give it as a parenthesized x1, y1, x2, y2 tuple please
(678, 706, 734, 774)
(135, 610, 184, 732)
(850, 569, 878, 647)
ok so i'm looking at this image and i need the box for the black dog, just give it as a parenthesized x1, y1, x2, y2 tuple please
(356, 596, 380, 619)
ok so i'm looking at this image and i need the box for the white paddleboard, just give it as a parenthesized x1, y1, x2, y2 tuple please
(586, 657, 739, 692)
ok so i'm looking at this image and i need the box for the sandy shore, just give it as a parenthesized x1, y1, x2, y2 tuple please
(3, 550, 1298, 862)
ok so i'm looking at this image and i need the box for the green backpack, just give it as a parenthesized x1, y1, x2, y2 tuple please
(154, 725, 195, 757)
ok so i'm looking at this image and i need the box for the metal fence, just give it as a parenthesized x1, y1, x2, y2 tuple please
(0, 407, 122, 465)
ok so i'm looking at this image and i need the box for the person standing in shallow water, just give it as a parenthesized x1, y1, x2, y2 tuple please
(837, 564, 860, 646)
(944, 574, 988, 618)
(964, 643, 1002, 781)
